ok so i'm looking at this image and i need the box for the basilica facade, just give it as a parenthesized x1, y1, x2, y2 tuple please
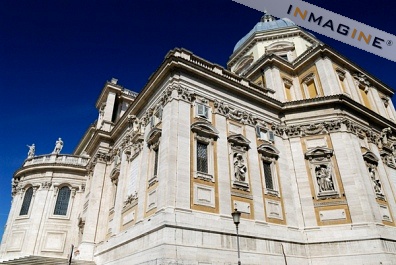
(2, 14, 396, 264)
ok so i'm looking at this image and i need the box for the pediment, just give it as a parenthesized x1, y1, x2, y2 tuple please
(146, 128, 162, 147)
(110, 168, 120, 181)
(363, 150, 379, 165)
(191, 121, 219, 140)
(266, 41, 295, 52)
(257, 144, 279, 159)
(227, 134, 250, 148)
(305, 147, 333, 159)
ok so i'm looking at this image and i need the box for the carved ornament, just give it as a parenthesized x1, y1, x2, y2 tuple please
(191, 121, 219, 140)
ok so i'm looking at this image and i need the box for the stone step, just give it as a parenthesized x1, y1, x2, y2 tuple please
(0, 256, 95, 265)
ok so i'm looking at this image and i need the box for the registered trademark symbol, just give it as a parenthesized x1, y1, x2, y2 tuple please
(386, 40, 393, 46)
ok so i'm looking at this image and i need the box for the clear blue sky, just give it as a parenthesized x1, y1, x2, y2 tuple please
(0, 0, 395, 238)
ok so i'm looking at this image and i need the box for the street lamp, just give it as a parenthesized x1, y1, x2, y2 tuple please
(232, 209, 242, 265)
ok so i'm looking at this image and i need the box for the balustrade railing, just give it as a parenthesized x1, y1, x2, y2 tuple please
(23, 154, 89, 167)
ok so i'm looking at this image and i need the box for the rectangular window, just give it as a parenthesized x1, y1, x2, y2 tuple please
(263, 161, 274, 190)
(285, 86, 292, 101)
(197, 104, 209, 119)
(307, 81, 318, 98)
(153, 149, 159, 177)
(279, 54, 288, 61)
(197, 142, 208, 173)
(359, 87, 371, 109)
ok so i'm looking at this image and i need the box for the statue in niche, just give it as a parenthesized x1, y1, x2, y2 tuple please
(52, 138, 64, 154)
(368, 166, 382, 194)
(315, 165, 334, 192)
(234, 153, 247, 182)
(27, 144, 35, 158)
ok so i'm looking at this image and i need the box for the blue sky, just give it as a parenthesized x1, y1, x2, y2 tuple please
(0, 0, 395, 238)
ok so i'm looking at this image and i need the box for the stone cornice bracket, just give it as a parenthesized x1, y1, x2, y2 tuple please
(362, 150, 379, 166)
(282, 78, 293, 87)
(380, 149, 396, 169)
(96, 151, 111, 164)
(175, 84, 195, 103)
(127, 114, 138, 130)
(378, 127, 392, 149)
(380, 95, 389, 107)
(213, 99, 257, 126)
(41, 181, 52, 190)
(335, 69, 346, 79)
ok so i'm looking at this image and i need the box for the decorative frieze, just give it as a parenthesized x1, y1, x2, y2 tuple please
(124, 192, 138, 207)
(214, 99, 258, 126)
(41, 182, 52, 190)
(353, 72, 371, 87)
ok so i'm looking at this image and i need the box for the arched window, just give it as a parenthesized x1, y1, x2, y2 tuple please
(54, 186, 71, 215)
(19, 187, 33, 215)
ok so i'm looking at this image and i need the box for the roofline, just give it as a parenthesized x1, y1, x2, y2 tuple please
(228, 26, 318, 69)
(243, 43, 394, 96)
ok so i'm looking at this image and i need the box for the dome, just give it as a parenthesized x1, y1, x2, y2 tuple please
(233, 17, 296, 52)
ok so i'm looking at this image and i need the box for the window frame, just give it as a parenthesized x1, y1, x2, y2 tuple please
(195, 102, 211, 121)
(301, 73, 321, 99)
(257, 144, 280, 197)
(19, 186, 34, 217)
(53, 186, 72, 216)
(193, 136, 215, 182)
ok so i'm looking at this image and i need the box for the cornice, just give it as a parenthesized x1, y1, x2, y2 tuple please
(281, 94, 396, 131)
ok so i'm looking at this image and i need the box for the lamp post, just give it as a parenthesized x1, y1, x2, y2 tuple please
(232, 209, 242, 265)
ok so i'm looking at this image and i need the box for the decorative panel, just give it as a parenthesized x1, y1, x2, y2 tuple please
(147, 189, 157, 211)
(233, 200, 251, 214)
(194, 183, 215, 208)
(319, 209, 346, 222)
(7, 230, 25, 251)
(380, 204, 392, 222)
(265, 199, 283, 220)
(42, 231, 67, 252)
(122, 209, 136, 225)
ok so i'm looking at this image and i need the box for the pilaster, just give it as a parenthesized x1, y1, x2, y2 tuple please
(78, 154, 108, 260)
(331, 132, 372, 223)
(288, 137, 316, 227)
(215, 114, 231, 215)
(245, 125, 265, 220)
(314, 57, 339, 96)
(175, 100, 191, 210)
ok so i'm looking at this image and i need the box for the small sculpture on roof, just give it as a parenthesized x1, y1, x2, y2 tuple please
(52, 138, 64, 154)
(27, 144, 35, 158)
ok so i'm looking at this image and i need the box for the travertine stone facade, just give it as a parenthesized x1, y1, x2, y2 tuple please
(2, 14, 396, 264)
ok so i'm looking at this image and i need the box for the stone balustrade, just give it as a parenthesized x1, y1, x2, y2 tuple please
(23, 154, 89, 167)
